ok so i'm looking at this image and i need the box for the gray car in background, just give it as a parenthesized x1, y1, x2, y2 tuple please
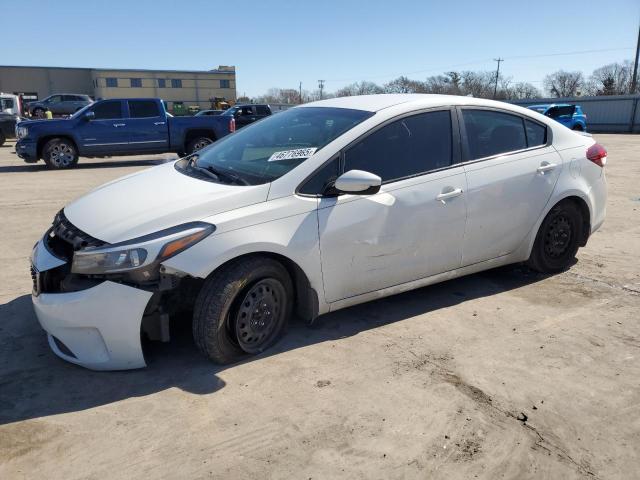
(27, 94, 93, 117)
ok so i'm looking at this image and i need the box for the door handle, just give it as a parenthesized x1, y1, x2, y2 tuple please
(113, 123, 126, 127)
(436, 188, 463, 203)
(537, 162, 557, 173)
(154, 122, 166, 125)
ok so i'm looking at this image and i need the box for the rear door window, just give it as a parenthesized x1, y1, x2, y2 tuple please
(92, 101, 123, 120)
(461, 109, 527, 160)
(256, 105, 270, 115)
(343, 110, 453, 183)
(128, 100, 161, 118)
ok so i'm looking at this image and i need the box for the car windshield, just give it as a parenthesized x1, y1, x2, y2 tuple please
(177, 107, 373, 185)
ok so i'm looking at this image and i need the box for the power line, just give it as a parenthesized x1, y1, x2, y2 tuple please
(323, 46, 635, 84)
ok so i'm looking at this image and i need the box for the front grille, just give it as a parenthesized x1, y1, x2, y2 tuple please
(46, 210, 105, 261)
(30, 264, 40, 295)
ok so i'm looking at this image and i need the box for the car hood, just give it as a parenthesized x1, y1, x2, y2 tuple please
(23, 118, 71, 129)
(64, 161, 270, 244)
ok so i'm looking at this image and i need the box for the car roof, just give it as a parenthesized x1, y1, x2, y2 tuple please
(300, 94, 533, 113)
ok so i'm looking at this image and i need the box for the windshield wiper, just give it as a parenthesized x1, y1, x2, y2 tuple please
(204, 165, 250, 186)
(185, 154, 220, 182)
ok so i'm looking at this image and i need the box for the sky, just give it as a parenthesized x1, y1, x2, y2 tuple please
(5, 0, 640, 97)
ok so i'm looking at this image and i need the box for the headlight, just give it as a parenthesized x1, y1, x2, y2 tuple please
(71, 222, 215, 275)
(16, 125, 28, 139)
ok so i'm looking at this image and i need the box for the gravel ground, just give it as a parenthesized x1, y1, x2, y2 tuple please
(0, 135, 638, 479)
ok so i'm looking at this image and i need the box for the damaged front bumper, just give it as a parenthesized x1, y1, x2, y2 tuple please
(31, 236, 153, 370)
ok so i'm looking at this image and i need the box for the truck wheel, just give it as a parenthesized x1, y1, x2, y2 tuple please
(193, 257, 293, 364)
(186, 137, 213, 155)
(572, 125, 584, 131)
(33, 108, 45, 118)
(527, 200, 583, 273)
(0, 131, 5, 146)
(43, 138, 79, 169)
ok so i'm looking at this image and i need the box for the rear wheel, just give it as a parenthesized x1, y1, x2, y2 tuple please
(572, 124, 584, 131)
(43, 138, 79, 169)
(186, 136, 213, 155)
(193, 257, 293, 364)
(0, 131, 5, 146)
(527, 200, 583, 273)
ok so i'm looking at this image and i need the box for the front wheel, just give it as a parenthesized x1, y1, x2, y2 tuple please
(43, 138, 79, 169)
(527, 200, 583, 273)
(0, 131, 5, 146)
(186, 136, 213, 155)
(33, 108, 45, 118)
(193, 257, 293, 364)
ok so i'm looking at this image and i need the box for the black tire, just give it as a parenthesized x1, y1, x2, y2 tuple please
(527, 200, 583, 273)
(43, 138, 79, 169)
(193, 257, 293, 364)
(0, 131, 5, 146)
(572, 124, 584, 131)
(186, 136, 213, 155)
(33, 108, 45, 118)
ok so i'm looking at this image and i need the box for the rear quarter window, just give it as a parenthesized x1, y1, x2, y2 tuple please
(525, 120, 547, 147)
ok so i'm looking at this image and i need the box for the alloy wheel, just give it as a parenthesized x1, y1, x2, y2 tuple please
(49, 143, 75, 167)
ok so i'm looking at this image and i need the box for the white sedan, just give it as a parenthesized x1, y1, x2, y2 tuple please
(30, 94, 607, 370)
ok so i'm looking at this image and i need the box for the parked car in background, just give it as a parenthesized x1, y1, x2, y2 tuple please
(1, 93, 23, 116)
(221, 104, 272, 128)
(15, 98, 235, 168)
(0, 112, 21, 145)
(26, 94, 93, 118)
(527, 104, 587, 131)
(196, 109, 224, 116)
(28, 94, 607, 370)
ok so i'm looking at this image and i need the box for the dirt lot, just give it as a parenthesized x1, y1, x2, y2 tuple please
(0, 135, 638, 479)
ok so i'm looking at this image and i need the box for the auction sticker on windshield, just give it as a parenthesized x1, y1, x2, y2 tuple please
(268, 148, 317, 162)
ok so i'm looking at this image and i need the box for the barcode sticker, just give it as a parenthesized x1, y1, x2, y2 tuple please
(268, 147, 317, 162)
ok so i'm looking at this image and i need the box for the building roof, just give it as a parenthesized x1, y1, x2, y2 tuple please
(0, 65, 235, 75)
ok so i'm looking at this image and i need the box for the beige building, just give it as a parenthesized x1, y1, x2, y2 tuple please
(0, 65, 236, 112)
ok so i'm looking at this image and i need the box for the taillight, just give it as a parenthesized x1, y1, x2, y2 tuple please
(586, 143, 607, 167)
(229, 117, 236, 133)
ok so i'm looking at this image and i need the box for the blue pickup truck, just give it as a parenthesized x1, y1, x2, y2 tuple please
(15, 98, 235, 169)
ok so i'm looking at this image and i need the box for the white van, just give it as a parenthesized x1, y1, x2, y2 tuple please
(0, 93, 22, 116)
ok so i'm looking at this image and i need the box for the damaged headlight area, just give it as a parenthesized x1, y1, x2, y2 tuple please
(71, 222, 215, 277)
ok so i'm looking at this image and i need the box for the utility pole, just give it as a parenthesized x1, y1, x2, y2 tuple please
(299, 81, 303, 104)
(493, 58, 503, 99)
(631, 22, 640, 94)
(318, 80, 325, 100)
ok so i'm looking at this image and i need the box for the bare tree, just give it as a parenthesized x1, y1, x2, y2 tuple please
(460, 71, 496, 98)
(585, 61, 632, 96)
(335, 81, 383, 97)
(383, 76, 427, 93)
(543, 70, 584, 97)
(505, 82, 541, 99)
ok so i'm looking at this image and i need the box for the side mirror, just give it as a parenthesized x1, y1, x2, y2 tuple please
(333, 169, 382, 195)
(84, 111, 95, 121)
